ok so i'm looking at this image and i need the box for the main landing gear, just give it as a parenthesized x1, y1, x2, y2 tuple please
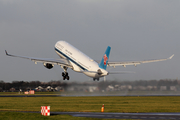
(61, 66, 70, 80)
(62, 72, 69, 80)
(93, 78, 99, 81)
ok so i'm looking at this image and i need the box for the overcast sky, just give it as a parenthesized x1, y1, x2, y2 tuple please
(0, 0, 179, 82)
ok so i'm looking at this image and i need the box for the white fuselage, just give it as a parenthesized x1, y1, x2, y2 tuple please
(54, 41, 108, 79)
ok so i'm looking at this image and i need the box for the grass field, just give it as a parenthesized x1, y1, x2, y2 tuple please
(0, 112, 107, 120)
(1, 90, 180, 96)
(0, 96, 180, 119)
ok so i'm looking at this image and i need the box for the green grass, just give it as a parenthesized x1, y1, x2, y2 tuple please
(0, 96, 180, 119)
(0, 111, 114, 120)
(1, 96, 180, 112)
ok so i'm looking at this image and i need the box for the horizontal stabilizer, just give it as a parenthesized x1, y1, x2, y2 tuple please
(108, 54, 174, 67)
(168, 54, 174, 59)
(108, 71, 135, 74)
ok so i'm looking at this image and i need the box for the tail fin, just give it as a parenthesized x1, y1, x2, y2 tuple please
(99, 46, 111, 70)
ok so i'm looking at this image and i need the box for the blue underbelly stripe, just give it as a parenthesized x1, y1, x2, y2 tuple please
(55, 47, 87, 71)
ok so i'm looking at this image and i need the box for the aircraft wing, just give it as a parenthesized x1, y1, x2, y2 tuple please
(107, 54, 174, 68)
(5, 50, 73, 68)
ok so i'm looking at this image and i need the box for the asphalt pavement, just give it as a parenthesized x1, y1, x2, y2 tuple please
(2, 111, 180, 119)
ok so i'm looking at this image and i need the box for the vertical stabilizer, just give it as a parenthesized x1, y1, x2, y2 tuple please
(99, 46, 111, 70)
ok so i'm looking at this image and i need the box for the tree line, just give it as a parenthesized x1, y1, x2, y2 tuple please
(0, 80, 68, 91)
(0, 79, 179, 92)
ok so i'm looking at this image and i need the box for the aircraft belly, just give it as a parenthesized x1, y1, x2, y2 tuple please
(70, 61, 81, 72)
(84, 72, 96, 78)
(83, 72, 103, 78)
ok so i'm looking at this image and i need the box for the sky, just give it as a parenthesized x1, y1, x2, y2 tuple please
(0, 0, 180, 82)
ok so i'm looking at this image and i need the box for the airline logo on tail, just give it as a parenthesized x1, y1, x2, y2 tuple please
(99, 46, 111, 70)
(103, 54, 108, 65)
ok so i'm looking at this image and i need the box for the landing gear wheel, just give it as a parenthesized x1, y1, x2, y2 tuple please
(62, 72, 65, 77)
(66, 76, 69, 80)
(61, 66, 70, 80)
(62, 72, 70, 80)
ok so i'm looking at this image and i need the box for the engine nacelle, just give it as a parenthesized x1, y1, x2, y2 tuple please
(43, 63, 53, 69)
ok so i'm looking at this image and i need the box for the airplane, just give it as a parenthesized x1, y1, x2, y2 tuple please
(5, 41, 174, 81)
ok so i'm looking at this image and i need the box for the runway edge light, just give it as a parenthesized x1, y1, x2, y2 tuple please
(101, 104, 104, 112)
(41, 106, 50, 116)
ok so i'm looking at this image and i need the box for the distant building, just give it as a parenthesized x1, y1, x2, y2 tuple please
(35, 86, 44, 91)
(153, 86, 158, 90)
(120, 85, 127, 90)
(119, 85, 132, 91)
(89, 86, 97, 92)
(106, 85, 114, 91)
(160, 86, 167, 91)
(114, 85, 120, 91)
(147, 86, 153, 90)
(66, 85, 97, 92)
(55, 86, 64, 91)
(127, 85, 132, 90)
(46, 86, 54, 91)
(138, 86, 146, 91)
(10, 87, 16, 92)
(133, 86, 146, 90)
(170, 86, 177, 91)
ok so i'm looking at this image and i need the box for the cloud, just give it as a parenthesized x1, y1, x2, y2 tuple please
(0, 0, 179, 82)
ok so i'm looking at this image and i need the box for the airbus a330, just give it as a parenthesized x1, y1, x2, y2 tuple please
(5, 41, 174, 81)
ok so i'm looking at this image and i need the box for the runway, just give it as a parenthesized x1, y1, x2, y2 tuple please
(50, 112, 180, 119)
(3, 111, 180, 119)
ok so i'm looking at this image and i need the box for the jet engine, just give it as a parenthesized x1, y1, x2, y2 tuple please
(43, 63, 53, 69)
